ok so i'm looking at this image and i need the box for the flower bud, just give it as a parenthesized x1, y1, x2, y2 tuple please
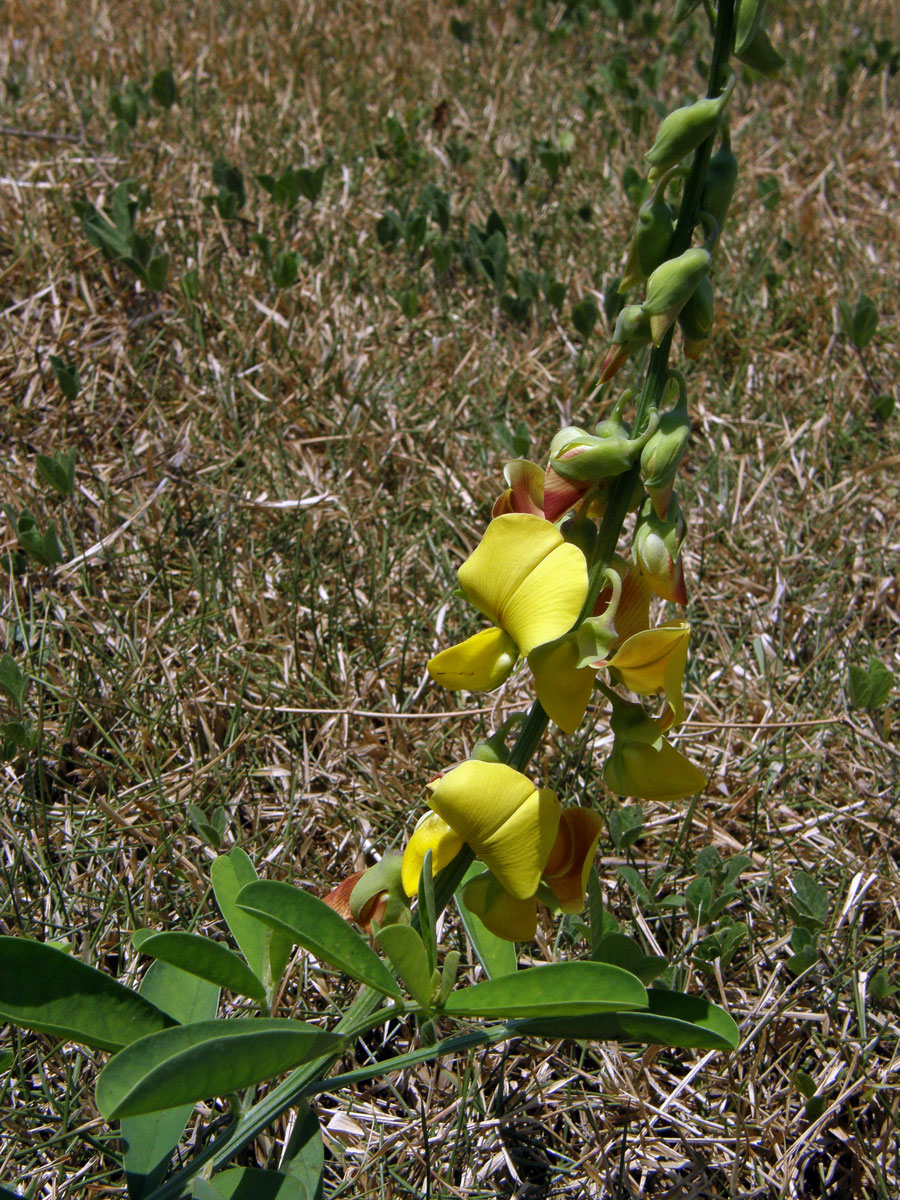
(640, 380, 691, 519)
(599, 305, 653, 383)
(548, 403, 658, 486)
(699, 129, 738, 237)
(644, 73, 735, 178)
(632, 495, 688, 604)
(619, 192, 676, 294)
(643, 247, 711, 345)
(677, 276, 714, 360)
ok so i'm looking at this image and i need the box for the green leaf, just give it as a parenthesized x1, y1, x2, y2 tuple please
(296, 165, 326, 204)
(0, 655, 26, 711)
(96, 1019, 344, 1120)
(572, 296, 599, 340)
(192, 1168, 309, 1199)
(455, 861, 517, 979)
(837, 298, 854, 341)
(449, 16, 474, 44)
(374, 924, 432, 1008)
(48, 354, 81, 402)
(755, 176, 781, 211)
(236, 880, 401, 998)
(851, 295, 878, 349)
(616, 864, 652, 906)
(873, 393, 895, 420)
(133, 931, 266, 1002)
(145, 252, 169, 292)
(0, 936, 175, 1051)
(211, 849, 291, 991)
(0, 1187, 27, 1200)
(786, 944, 818, 976)
(593, 935, 667, 984)
(273, 251, 299, 290)
(0, 1050, 13, 1073)
(848, 658, 894, 710)
(513, 988, 739, 1050)
(151, 68, 178, 109)
(417, 851, 437, 976)
(281, 1102, 324, 1200)
(788, 870, 829, 931)
(608, 804, 644, 850)
(122, 960, 220, 1199)
(399, 288, 419, 320)
(442, 961, 647, 1019)
(35, 450, 76, 499)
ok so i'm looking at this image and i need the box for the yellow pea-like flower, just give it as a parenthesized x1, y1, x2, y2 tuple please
(428, 514, 588, 693)
(605, 620, 690, 730)
(425, 760, 561, 900)
(604, 699, 706, 803)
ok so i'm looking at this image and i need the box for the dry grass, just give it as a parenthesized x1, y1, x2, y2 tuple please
(1, 0, 899, 1195)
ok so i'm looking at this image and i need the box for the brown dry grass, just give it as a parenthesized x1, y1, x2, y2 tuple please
(1, 0, 899, 1195)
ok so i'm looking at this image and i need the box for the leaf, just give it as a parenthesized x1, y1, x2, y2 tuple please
(608, 804, 644, 850)
(513, 988, 739, 1050)
(851, 295, 878, 349)
(593, 934, 667, 984)
(417, 851, 437, 975)
(35, 450, 76, 499)
(236, 880, 401, 998)
(211, 849, 291, 992)
(133, 931, 266, 1002)
(837, 298, 854, 340)
(616, 864, 652, 906)
(572, 296, 599, 339)
(296, 165, 326, 204)
(96, 1019, 344, 1120)
(122, 960, 220, 1199)
(0, 655, 26, 711)
(151, 68, 178, 109)
(192, 1169, 309, 1199)
(281, 1102, 324, 1200)
(456, 861, 517, 979)
(848, 658, 894, 710)
(273, 251, 299, 290)
(374, 924, 432, 1007)
(0, 936, 174, 1051)
(442, 961, 647, 1019)
(48, 354, 81, 402)
(755, 176, 781, 211)
(788, 871, 829, 931)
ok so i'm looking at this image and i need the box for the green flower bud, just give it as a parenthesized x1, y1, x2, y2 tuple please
(560, 511, 599, 558)
(644, 73, 735, 177)
(599, 304, 653, 383)
(632, 495, 688, 604)
(735, 0, 768, 55)
(549, 396, 659, 485)
(699, 129, 738, 236)
(640, 378, 691, 519)
(643, 247, 711, 344)
(620, 169, 679, 293)
(677, 276, 714, 360)
(735, 24, 785, 75)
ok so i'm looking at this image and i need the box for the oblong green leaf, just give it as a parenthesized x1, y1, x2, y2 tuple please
(512, 988, 740, 1050)
(442, 961, 647, 1019)
(0, 937, 174, 1051)
(236, 881, 401, 999)
(375, 925, 432, 1008)
(133, 931, 265, 1002)
(122, 960, 220, 1199)
(96, 1019, 345, 1120)
(192, 1167, 308, 1199)
(211, 850, 292, 993)
(456, 861, 517, 980)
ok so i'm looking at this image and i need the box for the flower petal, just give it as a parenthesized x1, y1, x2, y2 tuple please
(605, 735, 706, 803)
(428, 627, 518, 692)
(428, 761, 560, 899)
(502, 542, 588, 655)
(401, 812, 464, 896)
(543, 808, 604, 913)
(457, 514, 576, 637)
(529, 637, 596, 734)
(462, 872, 537, 942)
(607, 620, 690, 729)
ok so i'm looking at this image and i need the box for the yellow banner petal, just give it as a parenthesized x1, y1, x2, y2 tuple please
(502, 542, 588, 655)
(457, 514, 565, 630)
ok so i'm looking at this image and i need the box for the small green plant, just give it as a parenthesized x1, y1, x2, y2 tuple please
(76, 180, 169, 291)
(838, 293, 894, 419)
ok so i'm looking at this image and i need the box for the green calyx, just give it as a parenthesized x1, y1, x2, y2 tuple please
(677, 276, 715, 358)
(642, 247, 712, 344)
(619, 168, 680, 293)
(640, 375, 692, 518)
(549, 394, 659, 485)
(700, 128, 738, 235)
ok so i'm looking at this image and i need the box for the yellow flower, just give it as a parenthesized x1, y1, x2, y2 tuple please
(604, 699, 706, 803)
(542, 808, 604, 913)
(605, 620, 690, 730)
(428, 514, 588, 693)
(403, 760, 561, 900)
(462, 871, 538, 941)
